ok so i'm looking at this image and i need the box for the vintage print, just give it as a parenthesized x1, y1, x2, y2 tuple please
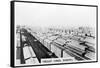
(13, 1, 97, 66)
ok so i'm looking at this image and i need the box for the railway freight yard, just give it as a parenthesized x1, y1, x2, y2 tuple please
(16, 25, 96, 65)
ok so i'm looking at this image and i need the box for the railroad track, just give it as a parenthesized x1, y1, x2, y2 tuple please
(21, 30, 57, 63)
(20, 28, 92, 63)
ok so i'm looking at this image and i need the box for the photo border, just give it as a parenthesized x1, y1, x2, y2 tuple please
(10, 1, 98, 67)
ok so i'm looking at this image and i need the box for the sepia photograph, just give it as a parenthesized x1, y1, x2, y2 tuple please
(11, 1, 98, 67)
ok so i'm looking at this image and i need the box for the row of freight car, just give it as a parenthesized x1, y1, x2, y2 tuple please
(16, 28, 58, 65)
(16, 30, 39, 65)
(27, 28, 95, 61)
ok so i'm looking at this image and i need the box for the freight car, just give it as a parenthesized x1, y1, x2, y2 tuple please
(51, 38, 67, 57)
(23, 45, 39, 64)
(43, 35, 59, 51)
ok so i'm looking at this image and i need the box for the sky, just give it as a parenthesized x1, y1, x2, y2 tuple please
(15, 2, 96, 28)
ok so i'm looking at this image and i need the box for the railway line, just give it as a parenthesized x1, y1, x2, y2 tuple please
(18, 28, 57, 64)
(16, 28, 95, 64)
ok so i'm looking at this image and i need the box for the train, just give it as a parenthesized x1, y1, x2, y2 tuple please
(29, 28, 95, 61)
(16, 27, 95, 65)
